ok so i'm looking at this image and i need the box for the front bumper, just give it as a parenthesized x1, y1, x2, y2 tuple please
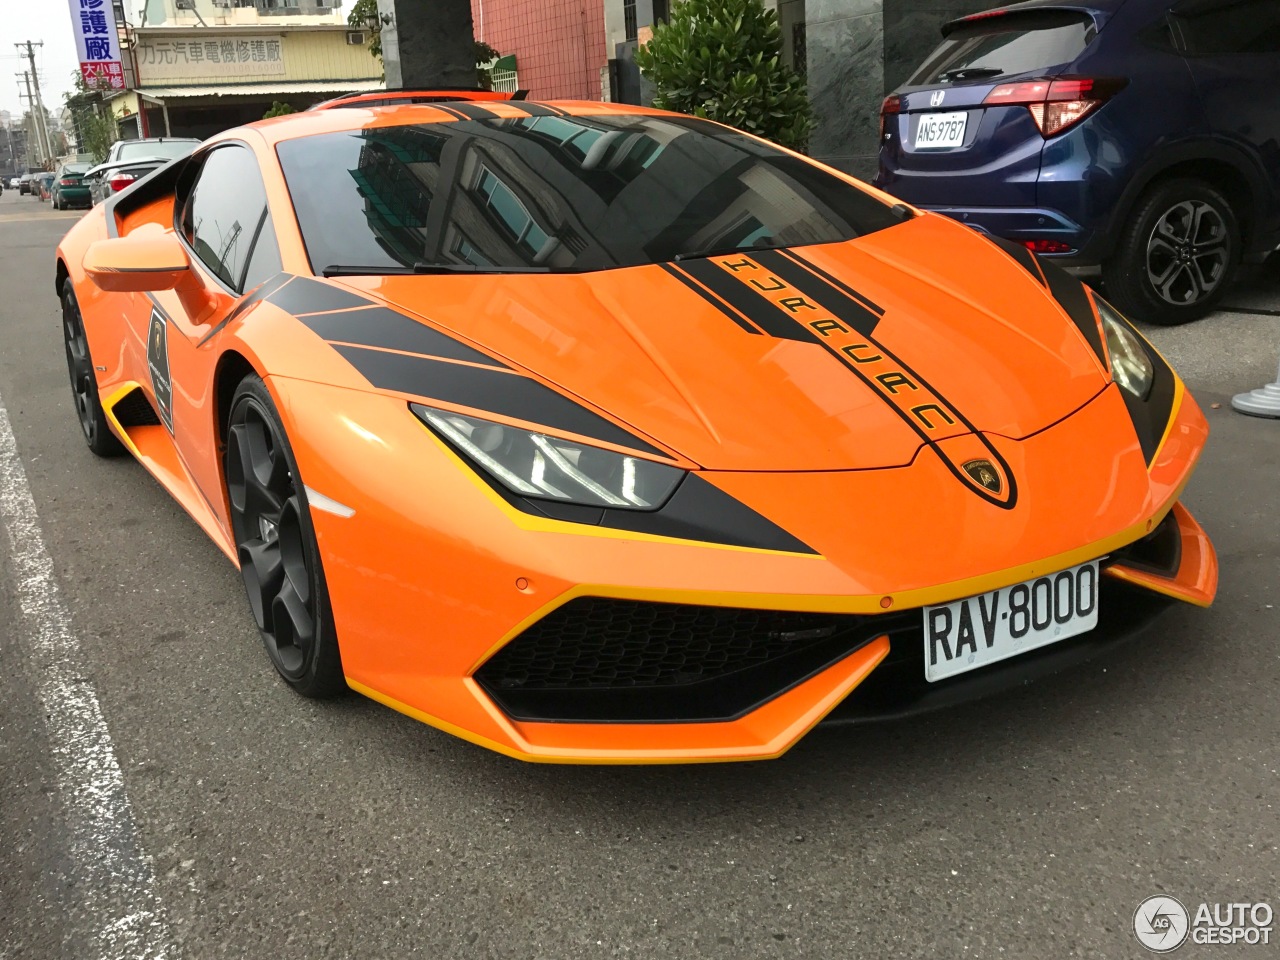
(277, 373, 1214, 765)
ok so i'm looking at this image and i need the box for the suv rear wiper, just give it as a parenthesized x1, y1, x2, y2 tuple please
(938, 67, 1004, 82)
(321, 262, 555, 277)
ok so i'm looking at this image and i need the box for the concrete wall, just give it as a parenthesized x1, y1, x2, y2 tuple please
(806, 0, 987, 179)
(806, 0, 884, 179)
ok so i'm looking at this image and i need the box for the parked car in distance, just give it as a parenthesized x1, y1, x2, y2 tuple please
(875, 0, 1280, 325)
(50, 160, 95, 210)
(18, 174, 33, 195)
(84, 137, 202, 206)
(36, 172, 55, 201)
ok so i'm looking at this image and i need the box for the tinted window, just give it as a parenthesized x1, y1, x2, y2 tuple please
(182, 145, 268, 292)
(242, 214, 282, 291)
(62, 162, 93, 174)
(118, 139, 200, 161)
(907, 11, 1096, 85)
(276, 114, 901, 275)
(1176, 0, 1280, 53)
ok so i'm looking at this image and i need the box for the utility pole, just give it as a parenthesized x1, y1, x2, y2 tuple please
(15, 42, 52, 166)
(16, 73, 43, 168)
(376, 0, 477, 88)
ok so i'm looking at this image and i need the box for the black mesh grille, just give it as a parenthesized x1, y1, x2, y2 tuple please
(475, 597, 903, 723)
(110, 387, 161, 428)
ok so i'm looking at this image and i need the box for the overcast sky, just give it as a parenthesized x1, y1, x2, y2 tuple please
(1, 0, 85, 122)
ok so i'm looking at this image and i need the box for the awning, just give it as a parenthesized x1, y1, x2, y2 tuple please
(133, 80, 384, 100)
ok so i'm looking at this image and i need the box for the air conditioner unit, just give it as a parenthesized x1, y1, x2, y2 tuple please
(345, 30, 366, 45)
(174, 0, 195, 8)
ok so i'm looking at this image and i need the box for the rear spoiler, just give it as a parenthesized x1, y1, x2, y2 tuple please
(942, 2, 1113, 37)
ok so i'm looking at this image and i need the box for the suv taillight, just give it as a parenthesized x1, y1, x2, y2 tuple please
(879, 94, 902, 139)
(108, 172, 137, 192)
(983, 77, 1127, 137)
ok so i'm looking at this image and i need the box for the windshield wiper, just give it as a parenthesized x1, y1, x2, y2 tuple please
(672, 242, 782, 262)
(938, 67, 1004, 82)
(321, 262, 555, 277)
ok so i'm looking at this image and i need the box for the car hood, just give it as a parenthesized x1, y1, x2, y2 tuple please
(334, 213, 1110, 472)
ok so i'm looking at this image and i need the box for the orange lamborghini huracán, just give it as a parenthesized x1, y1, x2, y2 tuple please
(55, 93, 1216, 763)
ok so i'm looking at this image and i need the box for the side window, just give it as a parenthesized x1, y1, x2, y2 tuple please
(242, 214, 282, 291)
(183, 145, 269, 293)
(1176, 0, 1280, 54)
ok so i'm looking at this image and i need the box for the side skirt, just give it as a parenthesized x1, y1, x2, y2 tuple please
(102, 382, 238, 564)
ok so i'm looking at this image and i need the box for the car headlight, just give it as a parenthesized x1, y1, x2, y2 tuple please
(1095, 297, 1153, 400)
(412, 404, 684, 510)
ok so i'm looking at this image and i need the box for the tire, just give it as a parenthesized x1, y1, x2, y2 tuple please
(224, 374, 346, 698)
(61, 280, 125, 457)
(1102, 178, 1240, 326)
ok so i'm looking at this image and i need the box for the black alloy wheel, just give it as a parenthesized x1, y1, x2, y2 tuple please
(1103, 178, 1240, 326)
(61, 280, 124, 456)
(225, 375, 345, 698)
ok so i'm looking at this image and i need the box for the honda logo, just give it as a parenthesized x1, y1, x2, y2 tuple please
(930, 90, 946, 107)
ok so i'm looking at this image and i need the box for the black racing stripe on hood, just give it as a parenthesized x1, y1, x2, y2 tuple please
(773, 248, 885, 316)
(1041, 262, 1105, 365)
(301, 306, 509, 368)
(334, 345, 669, 457)
(431, 103, 471, 121)
(754, 248, 883, 338)
(267, 276, 373, 316)
(508, 102, 570, 118)
(659, 263, 763, 335)
(989, 236, 1048, 288)
(678, 258, 819, 343)
(444, 101, 497, 120)
(599, 473, 818, 554)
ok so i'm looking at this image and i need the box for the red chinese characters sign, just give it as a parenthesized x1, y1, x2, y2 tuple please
(67, 0, 125, 90)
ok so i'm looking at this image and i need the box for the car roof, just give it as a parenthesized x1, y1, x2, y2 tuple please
(309, 87, 526, 110)
(227, 99, 673, 148)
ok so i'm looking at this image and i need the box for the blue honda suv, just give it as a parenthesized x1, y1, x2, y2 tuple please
(874, 0, 1280, 324)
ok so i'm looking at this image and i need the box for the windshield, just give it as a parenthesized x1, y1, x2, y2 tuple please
(907, 11, 1095, 85)
(276, 114, 902, 274)
(62, 163, 92, 174)
(118, 140, 199, 161)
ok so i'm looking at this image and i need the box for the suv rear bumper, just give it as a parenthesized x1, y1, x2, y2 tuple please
(918, 204, 1108, 275)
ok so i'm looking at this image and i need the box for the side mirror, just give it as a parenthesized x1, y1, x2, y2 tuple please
(83, 234, 189, 293)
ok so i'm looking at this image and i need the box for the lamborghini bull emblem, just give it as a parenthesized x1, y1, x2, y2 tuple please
(963, 459, 1002, 494)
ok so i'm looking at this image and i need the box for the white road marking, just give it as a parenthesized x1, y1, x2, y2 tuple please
(0, 394, 174, 960)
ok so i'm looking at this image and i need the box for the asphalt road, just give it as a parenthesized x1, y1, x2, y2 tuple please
(1, 189, 1276, 960)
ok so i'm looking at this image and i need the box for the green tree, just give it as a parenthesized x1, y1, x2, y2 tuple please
(348, 0, 383, 60)
(635, 0, 813, 151)
(63, 72, 117, 163)
(263, 101, 297, 119)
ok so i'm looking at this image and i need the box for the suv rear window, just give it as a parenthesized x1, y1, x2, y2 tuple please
(907, 10, 1096, 85)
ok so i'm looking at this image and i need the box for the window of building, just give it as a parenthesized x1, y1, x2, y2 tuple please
(624, 0, 638, 42)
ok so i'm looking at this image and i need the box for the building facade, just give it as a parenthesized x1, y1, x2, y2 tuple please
(108, 0, 382, 138)
(471, 0, 609, 100)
